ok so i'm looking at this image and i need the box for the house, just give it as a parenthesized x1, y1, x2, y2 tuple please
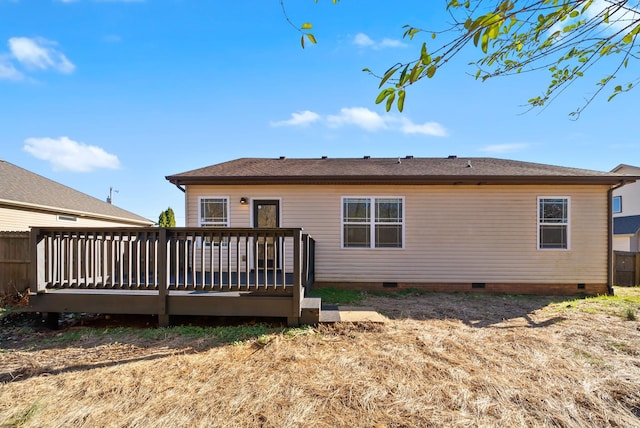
(0, 159, 154, 230)
(166, 156, 639, 296)
(611, 164, 640, 252)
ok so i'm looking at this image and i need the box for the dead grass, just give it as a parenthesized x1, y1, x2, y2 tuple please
(1, 289, 640, 427)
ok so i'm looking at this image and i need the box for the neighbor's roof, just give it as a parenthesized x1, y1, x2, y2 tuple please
(611, 164, 640, 174)
(614, 215, 640, 235)
(166, 156, 639, 186)
(0, 160, 154, 226)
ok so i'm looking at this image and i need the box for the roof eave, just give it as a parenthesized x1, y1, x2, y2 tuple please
(166, 175, 636, 186)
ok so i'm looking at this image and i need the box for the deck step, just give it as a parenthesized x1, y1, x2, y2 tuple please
(300, 297, 321, 325)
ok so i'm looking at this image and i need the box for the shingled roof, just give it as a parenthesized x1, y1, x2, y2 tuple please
(614, 215, 640, 235)
(166, 156, 638, 186)
(0, 160, 153, 225)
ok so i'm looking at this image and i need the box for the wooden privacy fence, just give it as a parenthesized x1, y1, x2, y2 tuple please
(0, 231, 30, 299)
(29, 227, 316, 325)
(614, 251, 640, 287)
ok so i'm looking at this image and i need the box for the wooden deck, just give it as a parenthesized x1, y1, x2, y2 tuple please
(28, 227, 316, 326)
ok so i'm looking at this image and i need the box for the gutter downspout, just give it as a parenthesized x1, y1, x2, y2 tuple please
(608, 180, 628, 295)
(171, 182, 186, 193)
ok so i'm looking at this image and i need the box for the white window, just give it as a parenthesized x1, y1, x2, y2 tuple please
(538, 197, 569, 250)
(613, 195, 622, 214)
(342, 197, 404, 249)
(199, 197, 229, 245)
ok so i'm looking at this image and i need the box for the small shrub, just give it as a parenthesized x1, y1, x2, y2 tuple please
(623, 307, 637, 321)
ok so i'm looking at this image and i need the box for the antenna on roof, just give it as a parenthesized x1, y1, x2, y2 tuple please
(107, 186, 119, 204)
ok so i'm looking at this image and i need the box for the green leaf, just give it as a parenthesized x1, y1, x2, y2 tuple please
(481, 33, 489, 53)
(488, 24, 500, 39)
(385, 90, 396, 112)
(301, 35, 305, 49)
(379, 66, 399, 88)
(301, 22, 313, 30)
(622, 32, 633, 44)
(473, 30, 482, 47)
(581, 0, 593, 14)
(397, 89, 406, 112)
(375, 88, 393, 104)
(426, 64, 437, 78)
(409, 64, 423, 83)
(306, 33, 317, 44)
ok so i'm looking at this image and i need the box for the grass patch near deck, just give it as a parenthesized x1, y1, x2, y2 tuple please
(308, 287, 366, 305)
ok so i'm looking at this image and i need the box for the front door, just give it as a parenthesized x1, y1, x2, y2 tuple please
(253, 200, 279, 268)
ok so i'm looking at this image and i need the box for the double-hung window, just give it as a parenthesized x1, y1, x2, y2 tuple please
(342, 197, 403, 249)
(538, 197, 569, 250)
(199, 197, 229, 245)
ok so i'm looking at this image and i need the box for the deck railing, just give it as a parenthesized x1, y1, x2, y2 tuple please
(31, 227, 314, 295)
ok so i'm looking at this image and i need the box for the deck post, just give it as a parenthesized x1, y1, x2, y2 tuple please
(29, 228, 44, 294)
(290, 228, 302, 325)
(158, 227, 169, 327)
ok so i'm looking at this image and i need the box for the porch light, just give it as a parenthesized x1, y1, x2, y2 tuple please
(240, 197, 248, 205)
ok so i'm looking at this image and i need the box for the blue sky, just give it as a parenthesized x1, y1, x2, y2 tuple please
(1, 0, 638, 225)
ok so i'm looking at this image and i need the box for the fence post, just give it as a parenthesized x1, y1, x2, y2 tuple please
(158, 227, 169, 327)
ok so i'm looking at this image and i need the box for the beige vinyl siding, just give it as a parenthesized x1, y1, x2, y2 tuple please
(185, 184, 610, 285)
(0, 206, 150, 231)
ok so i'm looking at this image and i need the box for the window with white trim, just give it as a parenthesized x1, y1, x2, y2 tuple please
(199, 197, 229, 245)
(613, 195, 622, 214)
(342, 197, 403, 248)
(538, 197, 569, 250)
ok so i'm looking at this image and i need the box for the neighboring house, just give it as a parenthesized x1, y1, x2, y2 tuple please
(0, 159, 154, 230)
(166, 156, 639, 295)
(611, 164, 640, 252)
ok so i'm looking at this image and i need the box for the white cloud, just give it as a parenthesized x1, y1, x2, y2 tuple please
(272, 107, 447, 137)
(0, 55, 23, 80)
(8, 37, 75, 74)
(353, 33, 375, 47)
(548, 0, 640, 40)
(585, 0, 640, 33)
(24, 137, 121, 172)
(399, 118, 448, 137)
(270, 110, 320, 127)
(480, 143, 529, 154)
(327, 107, 388, 131)
(353, 32, 406, 50)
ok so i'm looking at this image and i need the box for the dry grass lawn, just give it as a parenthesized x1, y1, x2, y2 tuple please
(1, 288, 639, 427)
